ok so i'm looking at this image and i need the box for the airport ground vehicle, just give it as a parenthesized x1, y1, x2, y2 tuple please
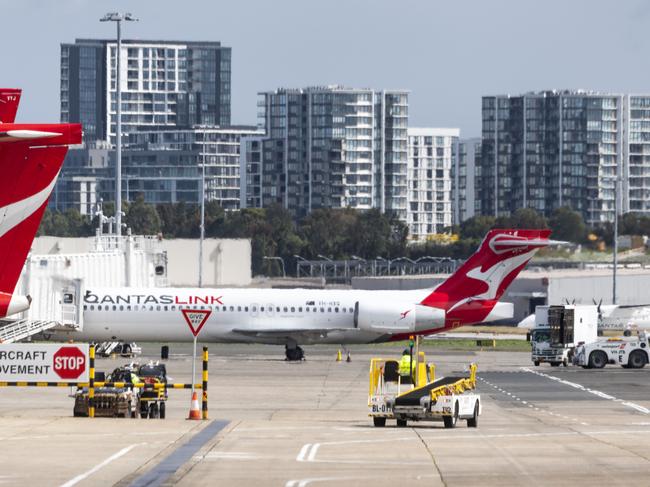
(72, 366, 137, 418)
(95, 341, 141, 358)
(531, 305, 598, 366)
(574, 332, 650, 369)
(137, 362, 168, 419)
(368, 352, 480, 428)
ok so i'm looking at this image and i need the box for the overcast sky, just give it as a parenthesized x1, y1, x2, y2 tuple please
(4, 0, 650, 137)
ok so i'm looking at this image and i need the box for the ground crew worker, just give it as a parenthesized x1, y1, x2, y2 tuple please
(399, 349, 413, 384)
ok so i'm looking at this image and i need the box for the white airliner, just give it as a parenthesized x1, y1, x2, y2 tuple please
(56, 229, 554, 360)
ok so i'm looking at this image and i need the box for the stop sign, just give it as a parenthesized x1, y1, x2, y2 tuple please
(53, 346, 86, 380)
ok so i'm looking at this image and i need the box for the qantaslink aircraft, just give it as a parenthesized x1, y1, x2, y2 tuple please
(63, 229, 555, 360)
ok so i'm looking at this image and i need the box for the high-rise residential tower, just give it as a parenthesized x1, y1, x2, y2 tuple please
(453, 137, 480, 224)
(478, 90, 635, 224)
(246, 86, 409, 219)
(406, 128, 458, 240)
(61, 39, 231, 143)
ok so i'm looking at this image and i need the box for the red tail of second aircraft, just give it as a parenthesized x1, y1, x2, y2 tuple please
(0, 89, 21, 123)
(0, 94, 82, 317)
(421, 229, 553, 327)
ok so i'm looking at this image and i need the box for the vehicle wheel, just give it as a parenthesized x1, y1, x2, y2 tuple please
(443, 402, 459, 429)
(149, 403, 158, 419)
(628, 351, 647, 369)
(467, 401, 479, 428)
(140, 401, 149, 419)
(588, 351, 608, 369)
(396, 418, 407, 427)
(285, 346, 304, 361)
(373, 417, 386, 427)
(159, 402, 166, 419)
(533, 361, 540, 366)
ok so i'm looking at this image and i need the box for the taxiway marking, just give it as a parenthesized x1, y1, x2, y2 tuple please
(521, 368, 650, 414)
(478, 376, 588, 425)
(60, 444, 140, 487)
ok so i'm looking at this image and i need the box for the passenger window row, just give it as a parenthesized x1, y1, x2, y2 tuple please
(83, 304, 356, 314)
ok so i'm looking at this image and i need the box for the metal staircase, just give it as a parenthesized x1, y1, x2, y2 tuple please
(0, 319, 60, 344)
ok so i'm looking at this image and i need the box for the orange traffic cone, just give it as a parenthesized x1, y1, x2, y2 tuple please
(188, 391, 201, 420)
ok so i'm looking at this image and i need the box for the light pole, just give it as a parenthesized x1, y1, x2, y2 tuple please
(100, 12, 138, 236)
(199, 149, 206, 287)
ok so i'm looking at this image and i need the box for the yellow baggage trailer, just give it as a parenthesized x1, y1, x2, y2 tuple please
(369, 352, 480, 428)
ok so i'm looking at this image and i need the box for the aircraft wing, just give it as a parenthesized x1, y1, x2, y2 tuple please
(231, 327, 355, 341)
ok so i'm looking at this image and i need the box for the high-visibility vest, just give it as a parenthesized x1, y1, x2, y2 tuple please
(399, 355, 412, 376)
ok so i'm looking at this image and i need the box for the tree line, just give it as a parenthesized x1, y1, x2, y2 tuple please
(38, 198, 647, 276)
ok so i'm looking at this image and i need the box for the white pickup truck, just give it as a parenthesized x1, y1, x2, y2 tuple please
(574, 332, 650, 369)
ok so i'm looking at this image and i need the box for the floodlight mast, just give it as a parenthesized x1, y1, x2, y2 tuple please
(100, 12, 138, 237)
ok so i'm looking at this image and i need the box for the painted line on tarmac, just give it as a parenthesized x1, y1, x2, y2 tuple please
(296, 443, 320, 462)
(521, 368, 650, 414)
(60, 444, 140, 487)
(478, 376, 588, 425)
(129, 420, 229, 487)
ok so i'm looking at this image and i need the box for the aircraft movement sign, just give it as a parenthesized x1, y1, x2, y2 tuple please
(0, 343, 89, 382)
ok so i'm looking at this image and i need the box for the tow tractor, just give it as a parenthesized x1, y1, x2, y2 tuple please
(574, 331, 650, 369)
(368, 351, 480, 428)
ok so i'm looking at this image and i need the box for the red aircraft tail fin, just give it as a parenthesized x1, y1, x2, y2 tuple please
(0, 89, 21, 123)
(0, 122, 82, 317)
(421, 229, 553, 326)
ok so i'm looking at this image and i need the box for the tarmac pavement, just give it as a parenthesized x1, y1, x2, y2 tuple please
(0, 343, 649, 486)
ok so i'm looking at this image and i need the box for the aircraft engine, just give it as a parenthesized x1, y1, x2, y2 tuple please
(355, 301, 445, 334)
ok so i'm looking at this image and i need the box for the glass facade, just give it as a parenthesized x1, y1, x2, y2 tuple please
(248, 87, 409, 219)
(61, 39, 231, 143)
(479, 91, 625, 224)
(453, 138, 480, 224)
(50, 127, 261, 213)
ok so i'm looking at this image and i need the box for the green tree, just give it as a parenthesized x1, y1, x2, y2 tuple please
(548, 207, 587, 243)
(459, 215, 496, 239)
(498, 208, 548, 230)
(126, 195, 161, 235)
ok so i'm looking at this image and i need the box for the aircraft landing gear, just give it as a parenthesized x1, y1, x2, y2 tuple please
(285, 344, 305, 361)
